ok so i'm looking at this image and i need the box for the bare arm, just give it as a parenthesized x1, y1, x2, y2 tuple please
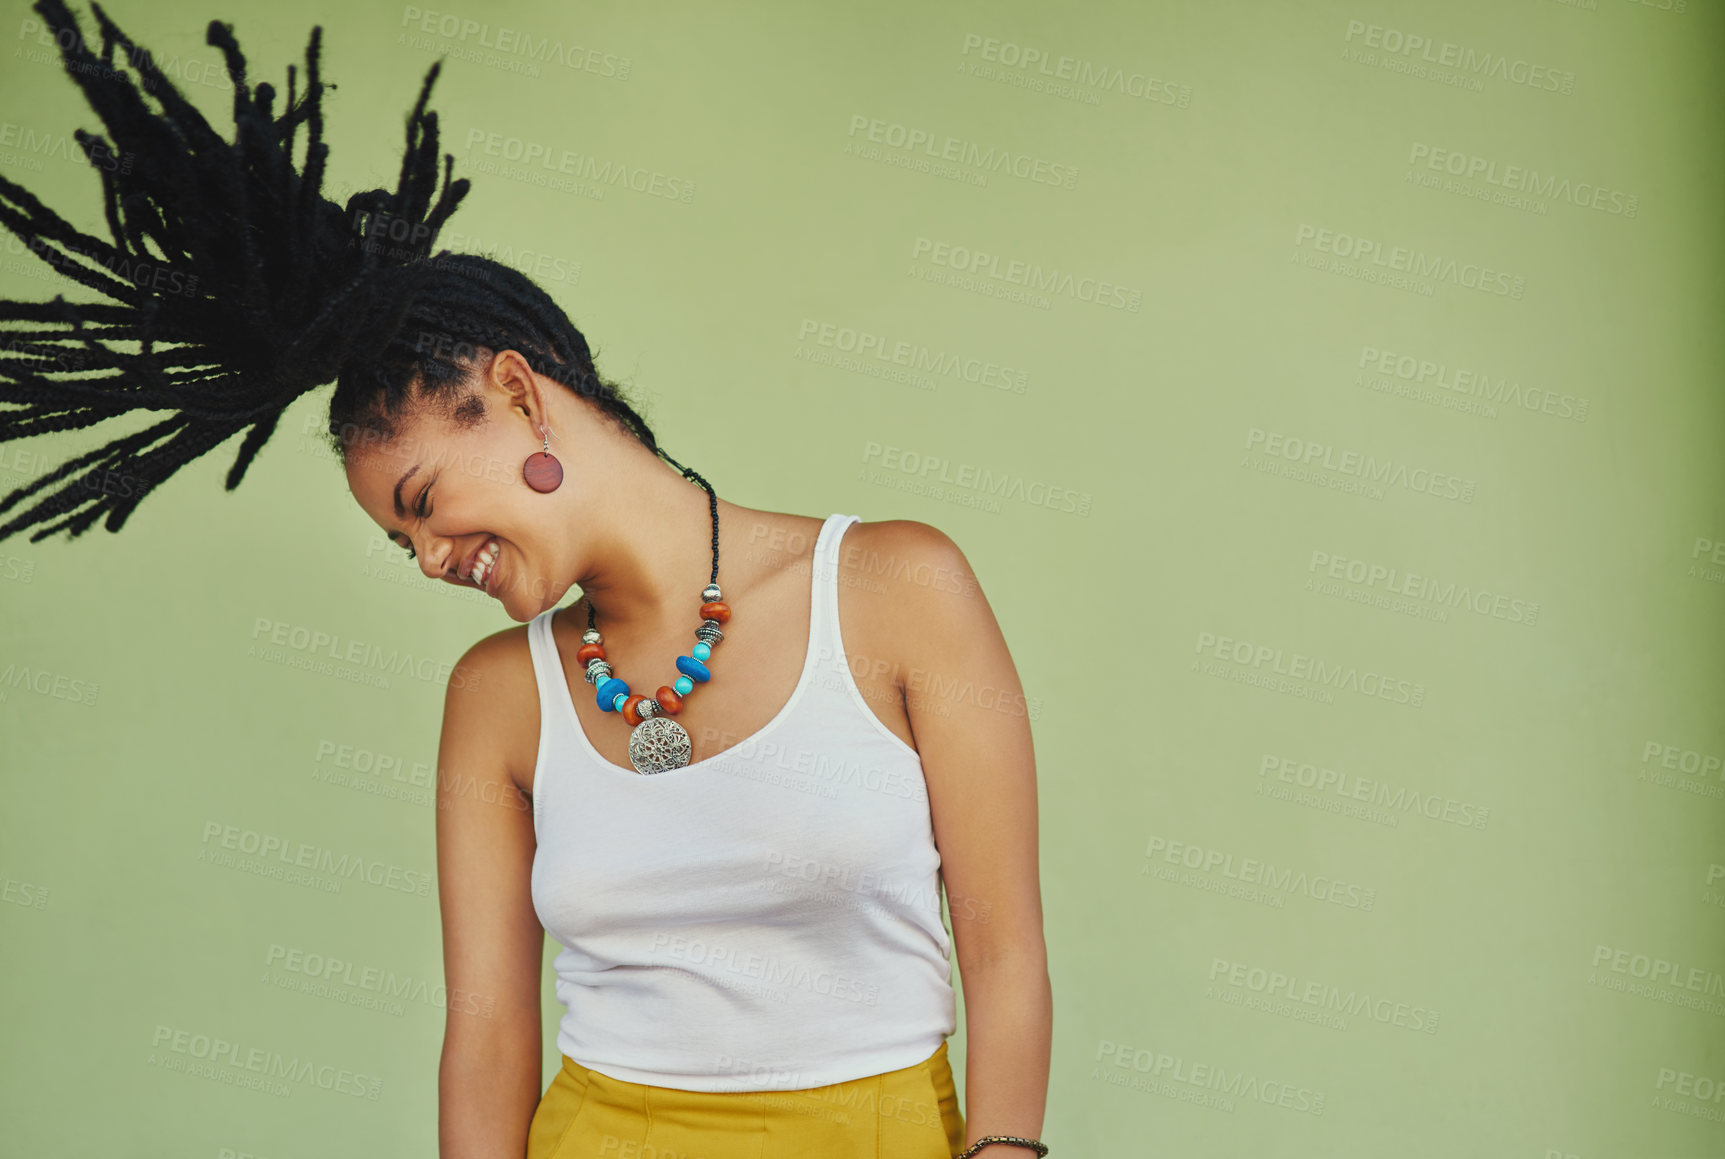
(888, 522, 1053, 1156)
(435, 629, 547, 1158)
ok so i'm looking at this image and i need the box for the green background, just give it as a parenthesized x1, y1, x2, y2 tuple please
(2, 0, 1722, 1155)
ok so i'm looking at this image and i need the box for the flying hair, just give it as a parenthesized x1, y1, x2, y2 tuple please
(0, 1, 683, 548)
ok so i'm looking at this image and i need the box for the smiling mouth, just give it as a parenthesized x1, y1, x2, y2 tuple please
(469, 537, 501, 591)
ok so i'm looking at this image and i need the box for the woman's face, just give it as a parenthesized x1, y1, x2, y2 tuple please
(343, 360, 575, 622)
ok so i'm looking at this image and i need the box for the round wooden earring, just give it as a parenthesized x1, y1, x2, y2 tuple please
(524, 427, 562, 492)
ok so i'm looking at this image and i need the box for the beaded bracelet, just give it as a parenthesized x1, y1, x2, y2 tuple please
(956, 1136, 1049, 1159)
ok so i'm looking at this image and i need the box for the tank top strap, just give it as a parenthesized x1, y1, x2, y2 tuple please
(808, 512, 860, 659)
(525, 608, 572, 735)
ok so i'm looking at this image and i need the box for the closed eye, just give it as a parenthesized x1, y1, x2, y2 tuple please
(395, 481, 433, 560)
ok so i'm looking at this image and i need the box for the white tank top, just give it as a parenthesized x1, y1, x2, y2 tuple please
(525, 512, 958, 1091)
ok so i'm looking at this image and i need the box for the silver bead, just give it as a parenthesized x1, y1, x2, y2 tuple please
(637, 698, 659, 719)
(581, 628, 602, 645)
(695, 621, 724, 646)
(584, 659, 612, 685)
(701, 583, 722, 602)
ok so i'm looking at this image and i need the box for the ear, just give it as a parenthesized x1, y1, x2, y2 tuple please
(489, 348, 545, 430)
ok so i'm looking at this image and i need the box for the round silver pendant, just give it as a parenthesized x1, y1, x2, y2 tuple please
(628, 716, 691, 774)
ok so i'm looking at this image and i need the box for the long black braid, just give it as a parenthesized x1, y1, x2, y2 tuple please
(0, 0, 696, 546)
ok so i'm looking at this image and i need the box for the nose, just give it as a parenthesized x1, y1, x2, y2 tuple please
(414, 533, 457, 581)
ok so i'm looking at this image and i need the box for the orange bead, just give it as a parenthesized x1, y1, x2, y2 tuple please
(656, 686, 683, 715)
(621, 694, 646, 725)
(576, 643, 605, 665)
(699, 601, 731, 623)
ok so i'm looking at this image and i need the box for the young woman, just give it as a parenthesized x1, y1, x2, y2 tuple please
(0, 4, 1053, 1156)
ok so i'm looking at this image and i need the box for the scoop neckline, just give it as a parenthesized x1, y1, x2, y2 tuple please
(539, 514, 843, 780)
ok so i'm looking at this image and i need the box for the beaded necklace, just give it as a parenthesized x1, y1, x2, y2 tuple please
(575, 467, 728, 774)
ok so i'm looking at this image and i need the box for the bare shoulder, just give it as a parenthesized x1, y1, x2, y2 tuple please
(448, 621, 536, 699)
(443, 622, 542, 798)
(836, 518, 985, 607)
(834, 519, 993, 667)
(453, 621, 534, 671)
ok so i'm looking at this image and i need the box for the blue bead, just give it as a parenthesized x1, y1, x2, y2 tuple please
(675, 655, 711, 683)
(611, 692, 629, 712)
(596, 677, 629, 710)
(673, 675, 694, 696)
(691, 641, 711, 662)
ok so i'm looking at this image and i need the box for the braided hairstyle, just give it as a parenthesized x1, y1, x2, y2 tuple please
(0, 0, 668, 546)
(322, 251, 656, 460)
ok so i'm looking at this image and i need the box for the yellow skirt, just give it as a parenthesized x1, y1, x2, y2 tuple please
(525, 1040, 966, 1159)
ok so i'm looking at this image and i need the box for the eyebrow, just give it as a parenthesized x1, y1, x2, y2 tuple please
(392, 464, 421, 520)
